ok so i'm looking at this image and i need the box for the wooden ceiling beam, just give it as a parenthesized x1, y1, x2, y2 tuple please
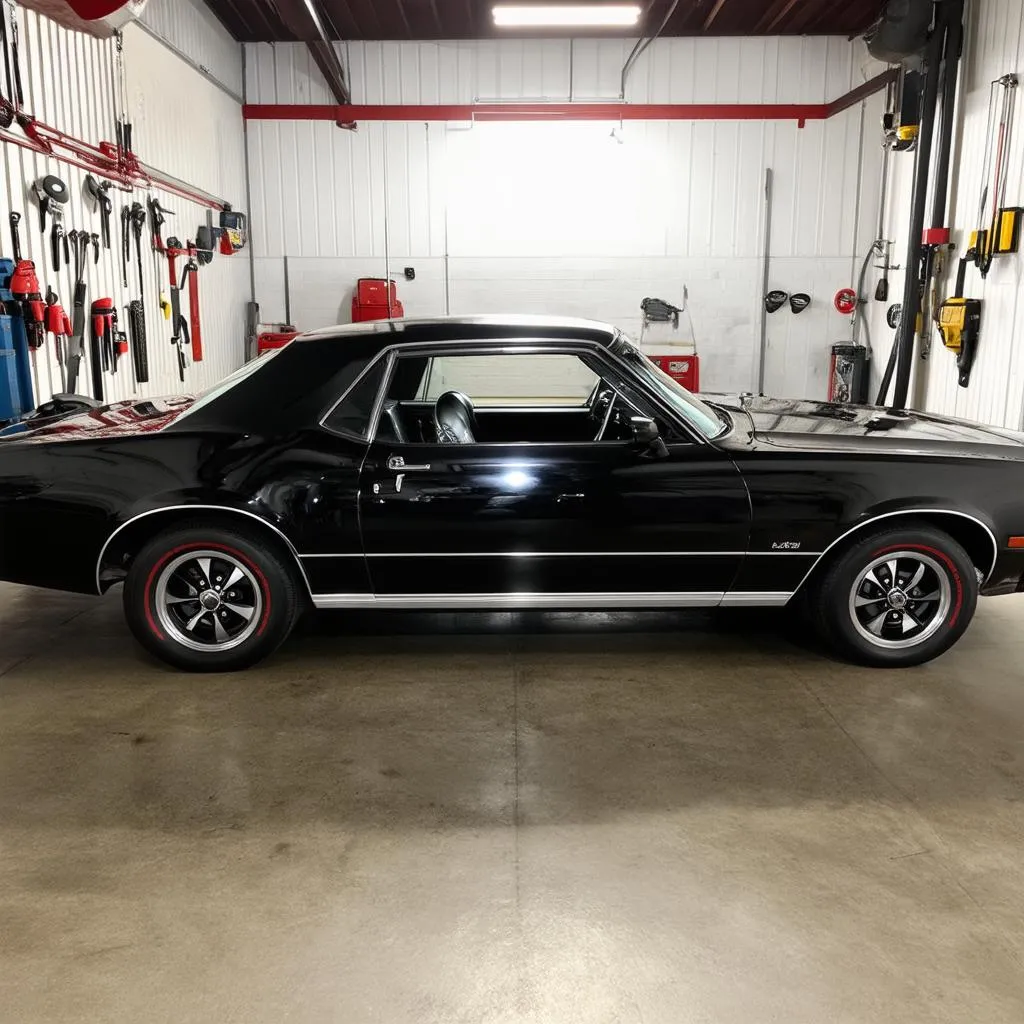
(702, 0, 730, 31)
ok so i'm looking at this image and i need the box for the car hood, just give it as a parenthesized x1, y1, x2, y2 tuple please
(0, 396, 196, 444)
(705, 394, 1024, 455)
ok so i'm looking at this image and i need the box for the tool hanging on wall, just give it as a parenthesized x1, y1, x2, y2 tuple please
(973, 74, 1019, 277)
(764, 290, 787, 313)
(84, 176, 113, 249)
(119, 204, 131, 288)
(2, 0, 25, 116)
(34, 176, 70, 273)
(936, 249, 983, 388)
(874, 241, 898, 301)
(8, 215, 46, 407)
(196, 223, 216, 266)
(0, 0, 14, 126)
(163, 237, 189, 381)
(179, 250, 202, 362)
(88, 297, 116, 402)
(44, 289, 71, 393)
(112, 29, 133, 170)
(65, 229, 91, 394)
(219, 208, 247, 253)
(882, 68, 922, 152)
(789, 293, 811, 314)
(129, 202, 150, 384)
(127, 300, 147, 383)
(148, 196, 172, 252)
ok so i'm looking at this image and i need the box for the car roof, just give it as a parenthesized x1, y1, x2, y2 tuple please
(299, 314, 620, 347)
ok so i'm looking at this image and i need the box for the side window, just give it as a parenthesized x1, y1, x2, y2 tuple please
(323, 358, 387, 438)
(377, 349, 658, 446)
(414, 353, 599, 406)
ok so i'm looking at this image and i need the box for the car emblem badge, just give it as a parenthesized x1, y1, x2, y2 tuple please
(771, 541, 801, 551)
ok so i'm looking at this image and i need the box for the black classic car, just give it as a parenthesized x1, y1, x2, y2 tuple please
(1, 314, 1022, 672)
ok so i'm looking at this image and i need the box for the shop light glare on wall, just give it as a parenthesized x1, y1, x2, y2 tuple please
(492, 4, 642, 27)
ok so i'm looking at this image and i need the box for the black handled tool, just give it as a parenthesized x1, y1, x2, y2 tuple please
(65, 230, 91, 394)
(127, 299, 148, 384)
(130, 202, 147, 294)
(120, 205, 131, 289)
(147, 196, 173, 252)
(85, 176, 114, 249)
(34, 175, 69, 233)
(9, 210, 22, 262)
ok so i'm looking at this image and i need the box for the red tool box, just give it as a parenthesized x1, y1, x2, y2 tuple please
(352, 278, 404, 323)
(647, 353, 700, 392)
(257, 329, 299, 355)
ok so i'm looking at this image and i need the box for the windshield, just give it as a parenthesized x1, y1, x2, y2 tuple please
(176, 349, 285, 421)
(611, 336, 726, 439)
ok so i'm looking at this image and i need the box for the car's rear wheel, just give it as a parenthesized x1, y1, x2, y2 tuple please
(809, 523, 978, 667)
(123, 522, 303, 672)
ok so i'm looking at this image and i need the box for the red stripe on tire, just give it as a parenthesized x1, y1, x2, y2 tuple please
(143, 542, 273, 641)
(869, 543, 964, 628)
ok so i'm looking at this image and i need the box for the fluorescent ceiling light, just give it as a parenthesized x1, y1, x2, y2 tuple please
(493, 5, 642, 28)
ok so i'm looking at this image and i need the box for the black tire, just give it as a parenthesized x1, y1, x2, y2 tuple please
(809, 523, 978, 667)
(123, 521, 303, 672)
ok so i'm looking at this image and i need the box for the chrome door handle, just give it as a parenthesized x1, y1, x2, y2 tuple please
(556, 493, 585, 502)
(387, 455, 431, 471)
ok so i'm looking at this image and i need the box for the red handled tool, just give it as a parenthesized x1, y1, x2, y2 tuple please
(89, 298, 117, 402)
(164, 237, 192, 379)
(45, 290, 72, 393)
(9, 212, 46, 404)
(179, 251, 202, 362)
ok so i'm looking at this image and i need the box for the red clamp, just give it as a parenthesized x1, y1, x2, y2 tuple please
(922, 227, 951, 246)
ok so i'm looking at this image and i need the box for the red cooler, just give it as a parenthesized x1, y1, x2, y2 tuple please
(352, 278, 404, 322)
(648, 353, 700, 392)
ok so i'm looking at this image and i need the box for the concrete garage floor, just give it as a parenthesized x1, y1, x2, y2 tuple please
(2, 585, 1024, 1023)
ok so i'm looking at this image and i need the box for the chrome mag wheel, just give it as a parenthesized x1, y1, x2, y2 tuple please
(154, 549, 263, 652)
(848, 550, 952, 650)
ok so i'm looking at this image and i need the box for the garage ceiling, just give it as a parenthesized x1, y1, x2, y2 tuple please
(205, 0, 884, 42)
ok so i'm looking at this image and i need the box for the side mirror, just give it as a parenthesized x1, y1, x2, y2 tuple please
(630, 416, 669, 459)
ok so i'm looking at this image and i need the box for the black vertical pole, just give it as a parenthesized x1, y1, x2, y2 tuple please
(891, 10, 946, 410)
(929, 0, 964, 229)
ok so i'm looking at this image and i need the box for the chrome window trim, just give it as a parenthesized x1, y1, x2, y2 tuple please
(318, 348, 396, 441)
(319, 336, 709, 448)
(792, 508, 998, 591)
(310, 590, 794, 610)
(95, 505, 314, 599)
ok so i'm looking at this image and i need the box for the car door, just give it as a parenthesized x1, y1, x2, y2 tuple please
(357, 342, 751, 605)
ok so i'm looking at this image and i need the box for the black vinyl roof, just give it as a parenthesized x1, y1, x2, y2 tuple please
(300, 315, 620, 348)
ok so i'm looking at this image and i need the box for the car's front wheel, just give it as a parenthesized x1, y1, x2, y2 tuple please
(123, 521, 303, 672)
(810, 523, 978, 667)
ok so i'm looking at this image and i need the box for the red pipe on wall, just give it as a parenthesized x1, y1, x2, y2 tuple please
(243, 102, 828, 126)
(0, 114, 228, 210)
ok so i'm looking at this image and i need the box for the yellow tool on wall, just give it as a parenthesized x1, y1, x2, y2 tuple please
(936, 251, 981, 388)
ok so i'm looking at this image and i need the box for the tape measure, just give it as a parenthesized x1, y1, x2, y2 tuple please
(833, 288, 857, 315)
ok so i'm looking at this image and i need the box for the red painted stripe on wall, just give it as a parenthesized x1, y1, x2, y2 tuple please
(242, 102, 829, 124)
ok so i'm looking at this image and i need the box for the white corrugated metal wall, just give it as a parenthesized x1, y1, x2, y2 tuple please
(864, 0, 1024, 429)
(0, 3, 249, 410)
(137, 0, 243, 98)
(245, 36, 883, 396)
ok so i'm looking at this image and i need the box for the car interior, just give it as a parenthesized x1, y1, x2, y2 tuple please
(374, 353, 645, 445)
